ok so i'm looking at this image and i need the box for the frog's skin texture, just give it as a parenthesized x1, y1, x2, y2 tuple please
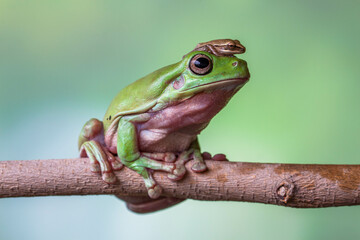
(192, 39, 246, 56)
(78, 39, 250, 213)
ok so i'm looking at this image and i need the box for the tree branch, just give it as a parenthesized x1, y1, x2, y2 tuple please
(1, 158, 359, 208)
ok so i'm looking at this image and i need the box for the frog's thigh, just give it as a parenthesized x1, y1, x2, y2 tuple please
(78, 118, 103, 151)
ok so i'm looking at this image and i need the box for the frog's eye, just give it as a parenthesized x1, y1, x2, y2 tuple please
(189, 54, 212, 75)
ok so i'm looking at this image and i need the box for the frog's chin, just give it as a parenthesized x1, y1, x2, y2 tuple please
(181, 78, 249, 93)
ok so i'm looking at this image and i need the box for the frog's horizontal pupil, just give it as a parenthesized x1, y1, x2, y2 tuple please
(194, 58, 209, 68)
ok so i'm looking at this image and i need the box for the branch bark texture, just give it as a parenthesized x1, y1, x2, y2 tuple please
(1, 158, 360, 208)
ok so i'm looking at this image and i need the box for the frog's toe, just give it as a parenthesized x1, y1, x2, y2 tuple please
(110, 157, 124, 170)
(167, 163, 186, 181)
(173, 164, 186, 176)
(81, 140, 120, 183)
(212, 153, 228, 161)
(164, 153, 176, 162)
(102, 172, 117, 184)
(90, 163, 101, 173)
(148, 184, 162, 199)
(111, 161, 124, 170)
(191, 161, 207, 173)
(202, 152, 212, 160)
(167, 173, 182, 181)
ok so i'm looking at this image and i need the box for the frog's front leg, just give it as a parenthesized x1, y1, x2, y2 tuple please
(166, 138, 206, 181)
(79, 118, 123, 183)
(188, 138, 207, 172)
(117, 116, 186, 199)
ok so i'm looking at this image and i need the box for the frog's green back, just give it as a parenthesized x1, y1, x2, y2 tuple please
(103, 61, 183, 132)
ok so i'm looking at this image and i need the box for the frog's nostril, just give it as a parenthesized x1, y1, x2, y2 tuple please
(232, 61, 238, 67)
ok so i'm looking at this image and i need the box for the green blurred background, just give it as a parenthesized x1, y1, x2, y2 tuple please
(1, 0, 360, 239)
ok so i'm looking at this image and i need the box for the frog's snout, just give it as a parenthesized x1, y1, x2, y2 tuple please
(232, 59, 250, 79)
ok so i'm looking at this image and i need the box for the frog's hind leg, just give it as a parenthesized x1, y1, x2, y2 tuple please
(82, 141, 113, 181)
(116, 195, 185, 214)
(117, 117, 186, 199)
(79, 118, 123, 183)
(131, 166, 164, 199)
(123, 155, 186, 198)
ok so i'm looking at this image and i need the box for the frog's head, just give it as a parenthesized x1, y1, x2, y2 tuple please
(156, 51, 249, 107)
(180, 51, 249, 93)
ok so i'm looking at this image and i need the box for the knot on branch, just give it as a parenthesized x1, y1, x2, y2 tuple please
(276, 179, 295, 204)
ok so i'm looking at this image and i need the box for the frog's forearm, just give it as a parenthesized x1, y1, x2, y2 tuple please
(116, 118, 141, 162)
(191, 138, 201, 151)
(187, 138, 207, 172)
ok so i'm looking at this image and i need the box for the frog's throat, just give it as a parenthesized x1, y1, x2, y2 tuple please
(104, 78, 247, 140)
(180, 78, 248, 93)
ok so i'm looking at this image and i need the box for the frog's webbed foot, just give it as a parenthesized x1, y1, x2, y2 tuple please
(166, 148, 206, 180)
(202, 152, 229, 161)
(137, 167, 162, 199)
(136, 152, 186, 181)
(124, 155, 186, 199)
(191, 148, 207, 172)
(80, 140, 123, 183)
(167, 149, 228, 181)
(167, 161, 187, 181)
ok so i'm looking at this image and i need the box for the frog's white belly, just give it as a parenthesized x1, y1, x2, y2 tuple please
(105, 87, 238, 154)
(138, 129, 197, 153)
(136, 88, 237, 153)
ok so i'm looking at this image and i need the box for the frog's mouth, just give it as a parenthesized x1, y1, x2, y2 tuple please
(181, 77, 249, 92)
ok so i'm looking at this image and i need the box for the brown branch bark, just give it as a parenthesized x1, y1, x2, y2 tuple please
(1, 158, 360, 208)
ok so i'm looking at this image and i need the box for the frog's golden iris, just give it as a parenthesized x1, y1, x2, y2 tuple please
(189, 54, 213, 75)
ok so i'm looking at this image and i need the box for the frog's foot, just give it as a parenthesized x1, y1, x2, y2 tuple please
(212, 153, 228, 161)
(202, 151, 212, 160)
(125, 156, 187, 198)
(166, 150, 227, 179)
(166, 148, 205, 180)
(134, 166, 163, 199)
(190, 148, 207, 173)
(167, 162, 186, 181)
(148, 184, 163, 199)
(80, 140, 123, 183)
(140, 152, 185, 181)
(127, 155, 185, 181)
(107, 154, 124, 171)
(202, 152, 229, 161)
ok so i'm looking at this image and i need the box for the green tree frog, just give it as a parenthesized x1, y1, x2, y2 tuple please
(78, 39, 250, 212)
